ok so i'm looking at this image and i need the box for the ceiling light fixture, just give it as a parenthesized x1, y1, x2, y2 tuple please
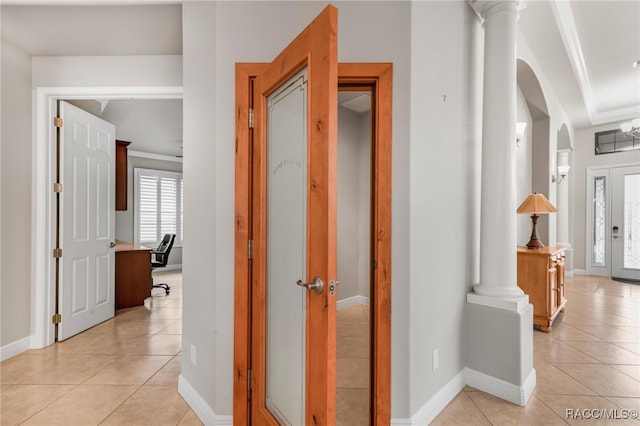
(620, 117, 640, 138)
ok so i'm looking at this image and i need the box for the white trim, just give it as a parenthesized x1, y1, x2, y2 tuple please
(0, 337, 32, 361)
(550, 1, 595, 120)
(574, 269, 587, 275)
(391, 367, 536, 425)
(178, 375, 232, 426)
(409, 369, 466, 425)
(466, 292, 530, 312)
(336, 295, 369, 310)
(465, 366, 536, 406)
(550, 1, 638, 125)
(153, 264, 182, 272)
(33, 86, 183, 350)
(128, 149, 183, 164)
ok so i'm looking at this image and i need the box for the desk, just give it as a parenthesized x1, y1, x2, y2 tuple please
(115, 241, 151, 309)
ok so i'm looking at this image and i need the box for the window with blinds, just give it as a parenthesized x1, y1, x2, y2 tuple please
(134, 168, 183, 247)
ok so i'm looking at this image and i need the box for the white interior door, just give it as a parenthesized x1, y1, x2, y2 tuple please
(58, 101, 116, 340)
(612, 165, 640, 282)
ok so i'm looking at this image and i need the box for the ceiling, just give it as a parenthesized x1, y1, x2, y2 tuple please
(518, 0, 640, 130)
(1, 1, 638, 135)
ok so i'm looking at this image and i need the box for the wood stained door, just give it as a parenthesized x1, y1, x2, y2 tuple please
(249, 6, 338, 425)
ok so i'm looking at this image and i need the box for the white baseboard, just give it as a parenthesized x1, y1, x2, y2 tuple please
(154, 264, 182, 272)
(178, 375, 232, 425)
(465, 366, 536, 406)
(391, 367, 535, 425)
(1, 336, 32, 361)
(337, 295, 369, 310)
(566, 270, 574, 277)
(574, 269, 587, 275)
(410, 369, 466, 425)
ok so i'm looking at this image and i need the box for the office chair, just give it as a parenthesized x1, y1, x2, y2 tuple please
(151, 233, 176, 295)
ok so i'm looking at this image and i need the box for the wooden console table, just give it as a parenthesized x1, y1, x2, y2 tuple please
(115, 241, 151, 309)
(517, 246, 567, 332)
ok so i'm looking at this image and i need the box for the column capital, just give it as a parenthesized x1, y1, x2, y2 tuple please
(469, 0, 526, 23)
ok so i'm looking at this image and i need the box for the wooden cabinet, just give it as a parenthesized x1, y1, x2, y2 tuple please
(115, 242, 151, 309)
(115, 140, 131, 211)
(517, 246, 567, 332)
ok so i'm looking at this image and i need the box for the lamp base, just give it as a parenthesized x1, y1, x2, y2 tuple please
(525, 214, 545, 249)
(525, 238, 545, 249)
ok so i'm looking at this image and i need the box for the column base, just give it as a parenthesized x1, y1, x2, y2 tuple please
(468, 285, 529, 312)
(466, 300, 535, 405)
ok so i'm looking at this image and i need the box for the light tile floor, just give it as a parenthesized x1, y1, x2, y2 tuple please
(2, 274, 638, 425)
(432, 274, 640, 425)
(337, 304, 370, 426)
(0, 270, 201, 426)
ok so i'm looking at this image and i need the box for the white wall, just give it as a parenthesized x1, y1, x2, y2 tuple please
(572, 123, 640, 271)
(409, 1, 481, 412)
(516, 87, 534, 246)
(337, 105, 370, 302)
(1, 37, 32, 346)
(516, 33, 576, 249)
(181, 0, 412, 417)
(358, 109, 372, 299)
(100, 99, 183, 157)
(0, 53, 181, 349)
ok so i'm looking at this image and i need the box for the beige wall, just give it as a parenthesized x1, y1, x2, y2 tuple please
(1, 37, 32, 346)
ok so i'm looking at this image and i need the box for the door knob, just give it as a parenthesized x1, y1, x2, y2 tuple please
(296, 277, 323, 294)
(110, 242, 116, 247)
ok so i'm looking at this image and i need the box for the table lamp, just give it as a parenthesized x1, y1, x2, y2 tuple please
(517, 193, 558, 249)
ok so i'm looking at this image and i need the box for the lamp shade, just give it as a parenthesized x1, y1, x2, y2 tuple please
(517, 193, 558, 214)
(518, 193, 558, 249)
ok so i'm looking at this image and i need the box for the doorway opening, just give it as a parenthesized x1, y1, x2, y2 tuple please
(233, 63, 392, 424)
(33, 86, 183, 348)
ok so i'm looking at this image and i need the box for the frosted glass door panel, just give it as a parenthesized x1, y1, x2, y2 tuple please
(593, 176, 606, 267)
(623, 173, 640, 270)
(266, 69, 308, 425)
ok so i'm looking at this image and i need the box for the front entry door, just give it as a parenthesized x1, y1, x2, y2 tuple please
(58, 101, 116, 340)
(612, 165, 640, 282)
(250, 6, 338, 424)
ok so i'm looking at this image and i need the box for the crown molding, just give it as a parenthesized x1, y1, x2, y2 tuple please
(551, 0, 638, 126)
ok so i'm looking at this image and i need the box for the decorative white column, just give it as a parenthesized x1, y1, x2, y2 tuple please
(468, 0, 528, 310)
(557, 149, 573, 272)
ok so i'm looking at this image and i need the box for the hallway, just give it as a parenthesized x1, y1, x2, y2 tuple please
(0, 270, 201, 426)
(1, 274, 639, 425)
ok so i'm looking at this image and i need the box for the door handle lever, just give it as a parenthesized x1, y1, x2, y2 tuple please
(296, 277, 323, 294)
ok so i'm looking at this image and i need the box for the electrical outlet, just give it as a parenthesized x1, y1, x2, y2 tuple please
(190, 344, 197, 366)
(432, 349, 439, 371)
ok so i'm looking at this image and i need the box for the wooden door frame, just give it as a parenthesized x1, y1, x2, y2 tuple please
(234, 62, 392, 425)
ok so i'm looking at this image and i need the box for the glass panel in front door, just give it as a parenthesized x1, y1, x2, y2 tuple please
(623, 173, 640, 270)
(266, 68, 308, 425)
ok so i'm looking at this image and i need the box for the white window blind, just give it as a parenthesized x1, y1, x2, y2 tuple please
(134, 168, 183, 247)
